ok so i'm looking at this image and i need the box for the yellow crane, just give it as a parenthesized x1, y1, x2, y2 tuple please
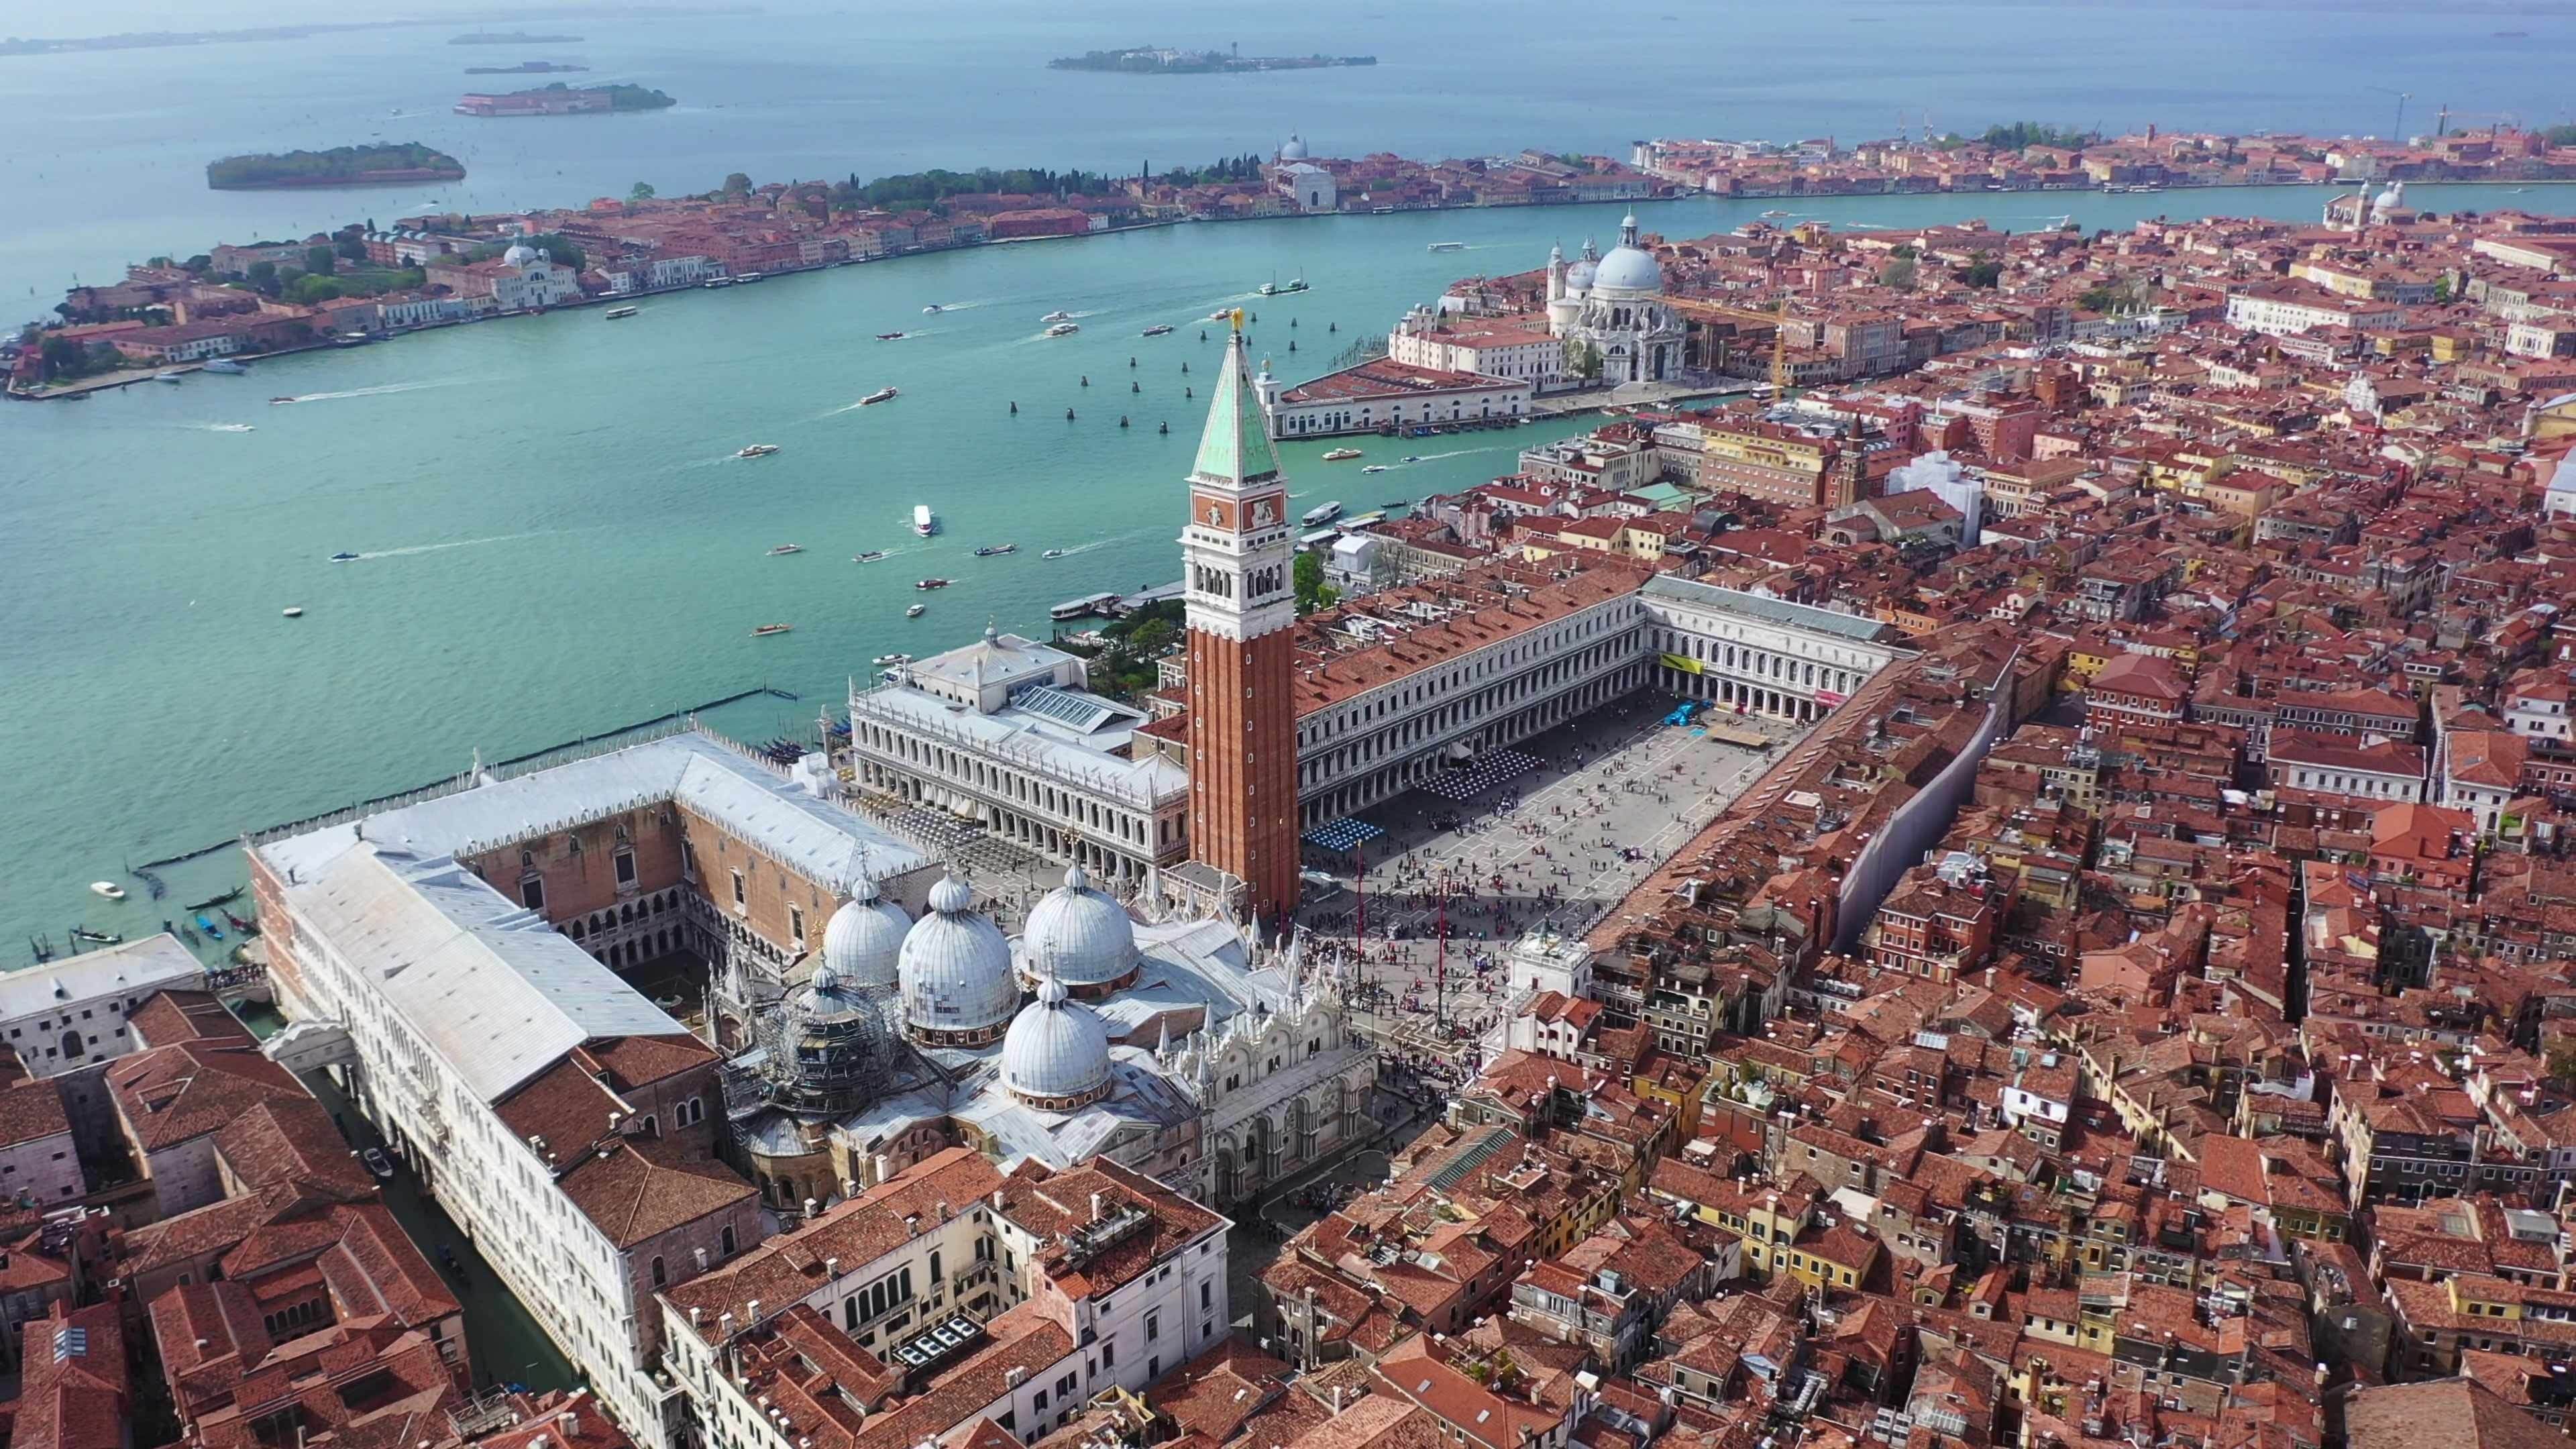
(1770, 290, 1792, 396)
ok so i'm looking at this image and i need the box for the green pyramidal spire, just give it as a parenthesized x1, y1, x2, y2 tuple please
(1192, 322, 1283, 488)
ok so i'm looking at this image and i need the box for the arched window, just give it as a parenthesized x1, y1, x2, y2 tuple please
(651, 1256, 667, 1287)
(60, 1031, 83, 1060)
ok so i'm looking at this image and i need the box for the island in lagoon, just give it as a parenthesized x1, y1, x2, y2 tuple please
(450, 31, 585, 44)
(1049, 45, 1377, 74)
(465, 60, 590, 74)
(205, 143, 466, 191)
(454, 82, 676, 116)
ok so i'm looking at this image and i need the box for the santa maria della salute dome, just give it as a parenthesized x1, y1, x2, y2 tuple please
(1545, 211, 1683, 386)
(728, 858, 1378, 1218)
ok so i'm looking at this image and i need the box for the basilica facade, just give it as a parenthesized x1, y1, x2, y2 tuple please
(1544, 213, 1685, 386)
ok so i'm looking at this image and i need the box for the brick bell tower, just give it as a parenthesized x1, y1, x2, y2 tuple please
(1181, 314, 1301, 925)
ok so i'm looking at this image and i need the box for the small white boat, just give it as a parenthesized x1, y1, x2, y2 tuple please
(914, 505, 936, 537)
(906, 603, 926, 618)
(89, 881, 125, 900)
(1426, 241, 1466, 253)
(282, 606, 305, 618)
(1042, 549, 1067, 559)
(202, 359, 249, 374)
(1761, 208, 1791, 218)
(156, 371, 184, 384)
(737, 443, 780, 458)
(751, 623, 792, 636)
(1040, 310, 1074, 323)
(861, 386, 899, 405)
(855, 550, 888, 564)
(1322, 447, 1363, 461)
(1207, 309, 1232, 321)
(1141, 324, 1175, 337)
(923, 303, 945, 314)
(1362, 464, 1390, 474)
(767, 543, 804, 555)
(873, 652, 912, 666)
(605, 305, 639, 319)
(1044, 322, 1079, 337)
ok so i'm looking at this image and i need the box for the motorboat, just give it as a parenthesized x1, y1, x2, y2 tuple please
(1044, 322, 1079, 337)
(751, 623, 792, 636)
(203, 359, 249, 374)
(737, 443, 780, 458)
(156, 371, 184, 384)
(282, 606, 305, 618)
(605, 305, 639, 319)
(922, 303, 945, 313)
(738, 272, 766, 282)
(1301, 501, 1343, 526)
(1041, 549, 1067, 559)
(270, 396, 298, 405)
(915, 578, 953, 590)
(1427, 241, 1466, 252)
(861, 386, 899, 405)
(906, 603, 927, 618)
(1207, 309, 1232, 321)
(328, 551, 360, 563)
(875, 331, 907, 341)
(972, 543, 1017, 557)
(767, 544, 804, 555)
(873, 652, 912, 666)
(1761, 208, 1791, 218)
(67, 927, 120, 945)
(914, 505, 936, 537)
(1258, 274, 1308, 296)
(1140, 324, 1175, 337)
(855, 550, 888, 564)
(89, 881, 125, 900)
(1400, 454, 1423, 463)
(1040, 310, 1074, 323)
(1322, 447, 1362, 460)
(1362, 464, 1390, 474)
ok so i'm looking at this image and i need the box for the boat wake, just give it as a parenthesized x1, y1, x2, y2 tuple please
(348, 531, 555, 561)
(1046, 530, 1148, 557)
(180, 421, 257, 433)
(930, 299, 991, 311)
(1401, 445, 1508, 463)
(283, 380, 472, 405)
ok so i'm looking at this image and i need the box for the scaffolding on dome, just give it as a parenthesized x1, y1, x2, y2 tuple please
(751, 979, 906, 1115)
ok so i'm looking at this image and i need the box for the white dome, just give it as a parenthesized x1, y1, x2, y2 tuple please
(1020, 863, 1138, 987)
(1591, 245, 1662, 294)
(820, 880, 910, 991)
(1564, 256, 1599, 292)
(502, 242, 541, 267)
(1278, 133, 1309, 161)
(898, 875, 1019, 1038)
(999, 969, 1113, 1106)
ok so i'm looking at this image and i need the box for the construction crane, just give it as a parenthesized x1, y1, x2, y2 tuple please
(2367, 87, 2412, 143)
(1770, 290, 1792, 397)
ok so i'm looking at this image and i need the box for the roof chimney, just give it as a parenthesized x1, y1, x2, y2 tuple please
(1091, 1193, 1105, 1221)
(804, 1197, 819, 1218)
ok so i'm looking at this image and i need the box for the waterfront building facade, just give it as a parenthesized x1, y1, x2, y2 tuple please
(246, 731, 936, 1449)
(1255, 354, 1532, 440)
(847, 629, 1188, 885)
(0, 934, 203, 1078)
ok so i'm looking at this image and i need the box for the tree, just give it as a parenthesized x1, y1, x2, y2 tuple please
(1877, 256, 1918, 290)
(304, 246, 338, 278)
(245, 260, 280, 297)
(38, 335, 84, 381)
(629, 180, 655, 203)
(288, 274, 348, 304)
(1568, 339, 1604, 384)
(1954, 257, 2002, 289)
(334, 234, 368, 262)
(1293, 551, 1339, 614)
(721, 172, 753, 195)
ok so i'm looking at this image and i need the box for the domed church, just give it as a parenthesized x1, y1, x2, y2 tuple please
(728, 865, 1377, 1218)
(1544, 212, 1684, 386)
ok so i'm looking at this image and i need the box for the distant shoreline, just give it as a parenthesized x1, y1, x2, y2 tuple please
(205, 144, 467, 191)
(0, 9, 751, 60)
(1049, 46, 1377, 74)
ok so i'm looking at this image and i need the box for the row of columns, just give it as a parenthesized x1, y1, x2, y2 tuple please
(1301, 657, 1646, 827)
(1666, 666, 1830, 723)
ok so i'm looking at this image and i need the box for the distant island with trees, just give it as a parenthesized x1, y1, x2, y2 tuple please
(450, 31, 584, 44)
(1049, 45, 1376, 74)
(465, 60, 588, 75)
(454, 82, 676, 116)
(205, 143, 466, 191)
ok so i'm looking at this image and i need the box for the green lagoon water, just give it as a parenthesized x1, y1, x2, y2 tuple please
(6, 182, 2575, 956)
